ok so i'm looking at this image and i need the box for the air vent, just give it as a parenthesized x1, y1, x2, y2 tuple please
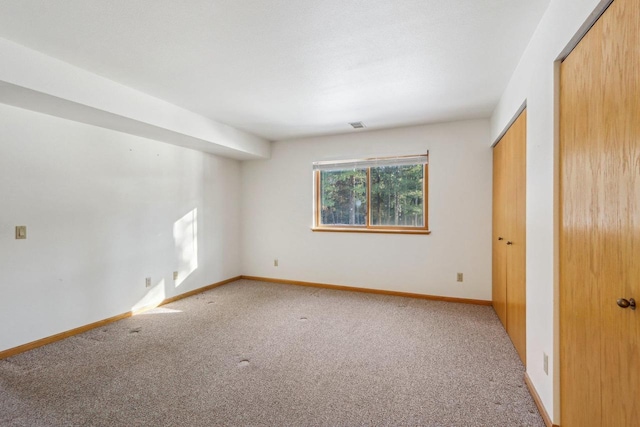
(349, 122, 365, 129)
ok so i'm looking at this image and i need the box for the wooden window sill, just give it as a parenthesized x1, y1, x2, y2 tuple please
(311, 227, 431, 235)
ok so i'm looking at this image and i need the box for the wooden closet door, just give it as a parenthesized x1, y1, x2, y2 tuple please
(560, 0, 640, 425)
(492, 141, 507, 327)
(506, 111, 527, 365)
(493, 110, 527, 366)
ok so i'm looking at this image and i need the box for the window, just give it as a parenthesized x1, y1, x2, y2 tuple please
(313, 154, 429, 234)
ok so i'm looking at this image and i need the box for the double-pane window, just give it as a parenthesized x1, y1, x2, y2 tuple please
(313, 154, 429, 234)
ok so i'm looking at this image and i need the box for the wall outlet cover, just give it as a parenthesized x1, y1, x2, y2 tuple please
(543, 353, 549, 375)
(15, 226, 27, 239)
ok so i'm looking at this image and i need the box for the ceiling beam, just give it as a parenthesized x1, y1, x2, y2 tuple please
(0, 37, 271, 160)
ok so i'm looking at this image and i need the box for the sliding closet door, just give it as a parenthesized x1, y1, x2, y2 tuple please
(492, 141, 507, 327)
(506, 111, 526, 364)
(560, 0, 639, 425)
(492, 110, 526, 365)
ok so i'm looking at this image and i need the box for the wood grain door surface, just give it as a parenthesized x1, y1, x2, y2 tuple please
(506, 111, 527, 366)
(492, 110, 527, 366)
(493, 140, 508, 327)
(560, 0, 639, 425)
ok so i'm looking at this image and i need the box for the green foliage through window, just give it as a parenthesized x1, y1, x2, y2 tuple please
(315, 155, 427, 230)
(320, 169, 367, 226)
(371, 165, 423, 227)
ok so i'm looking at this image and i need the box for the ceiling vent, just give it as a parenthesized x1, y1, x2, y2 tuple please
(349, 122, 365, 129)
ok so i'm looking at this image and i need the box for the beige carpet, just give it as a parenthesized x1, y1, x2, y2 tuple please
(0, 279, 544, 426)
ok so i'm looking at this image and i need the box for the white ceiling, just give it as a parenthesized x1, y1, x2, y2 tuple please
(0, 0, 550, 141)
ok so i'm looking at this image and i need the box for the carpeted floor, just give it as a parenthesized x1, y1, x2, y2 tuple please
(0, 279, 544, 426)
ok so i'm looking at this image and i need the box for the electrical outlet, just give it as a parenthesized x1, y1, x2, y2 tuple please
(145, 277, 151, 288)
(173, 271, 179, 280)
(15, 226, 27, 240)
(457, 272, 463, 282)
(543, 353, 549, 375)
(274, 259, 279, 267)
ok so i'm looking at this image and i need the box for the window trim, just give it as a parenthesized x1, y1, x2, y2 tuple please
(312, 154, 430, 234)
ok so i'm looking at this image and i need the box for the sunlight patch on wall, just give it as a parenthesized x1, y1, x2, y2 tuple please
(132, 279, 166, 313)
(173, 208, 198, 287)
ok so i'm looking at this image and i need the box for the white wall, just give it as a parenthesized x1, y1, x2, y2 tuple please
(241, 120, 492, 300)
(0, 103, 242, 352)
(490, 0, 608, 422)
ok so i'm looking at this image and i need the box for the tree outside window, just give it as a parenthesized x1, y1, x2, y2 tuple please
(313, 154, 429, 234)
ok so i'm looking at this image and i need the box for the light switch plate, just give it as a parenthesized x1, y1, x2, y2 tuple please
(15, 226, 27, 239)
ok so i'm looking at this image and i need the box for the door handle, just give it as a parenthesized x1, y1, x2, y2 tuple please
(498, 237, 504, 241)
(506, 241, 513, 245)
(616, 298, 636, 310)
